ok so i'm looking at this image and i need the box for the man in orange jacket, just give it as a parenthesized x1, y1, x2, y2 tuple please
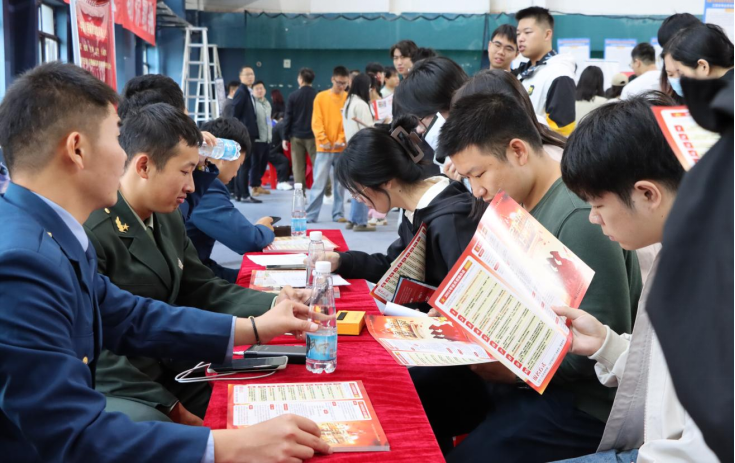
(306, 66, 349, 223)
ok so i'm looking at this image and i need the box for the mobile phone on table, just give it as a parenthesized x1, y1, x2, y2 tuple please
(270, 216, 281, 225)
(244, 345, 307, 364)
(207, 356, 288, 373)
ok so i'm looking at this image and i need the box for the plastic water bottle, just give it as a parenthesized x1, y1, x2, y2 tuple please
(199, 138, 241, 161)
(306, 261, 338, 374)
(305, 231, 326, 287)
(291, 183, 307, 237)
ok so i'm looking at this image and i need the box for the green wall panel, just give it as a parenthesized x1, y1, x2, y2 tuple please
(196, 12, 678, 101)
(242, 14, 486, 50)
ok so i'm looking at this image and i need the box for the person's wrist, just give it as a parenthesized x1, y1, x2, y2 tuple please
(249, 316, 262, 345)
(234, 317, 256, 346)
(253, 314, 277, 344)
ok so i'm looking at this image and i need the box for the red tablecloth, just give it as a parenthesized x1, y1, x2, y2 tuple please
(204, 230, 444, 462)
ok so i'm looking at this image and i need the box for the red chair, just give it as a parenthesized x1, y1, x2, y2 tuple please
(260, 163, 278, 190)
(282, 142, 314, 189)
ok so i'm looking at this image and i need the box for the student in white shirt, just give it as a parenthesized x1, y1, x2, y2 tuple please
(621, 43, 661, 100)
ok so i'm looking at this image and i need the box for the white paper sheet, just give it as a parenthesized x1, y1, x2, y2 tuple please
(265, 270, 350, 288)
(247, 253, 307, 267)
(381, 302, 428, 318)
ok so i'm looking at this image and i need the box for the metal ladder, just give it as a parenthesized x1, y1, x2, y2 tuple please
(181, 27, 223, 123)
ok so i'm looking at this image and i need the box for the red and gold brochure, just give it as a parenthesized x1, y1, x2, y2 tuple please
(429, 191, 595, 393)
(371, 224, 428, 304)
(652, 105, 720, 170)
(366, 315, 493, 367)
(227, 381, 389, 452)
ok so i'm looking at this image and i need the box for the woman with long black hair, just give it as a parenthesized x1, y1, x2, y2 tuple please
(327, 121, 481, 306)
(663, 23, 734, 97)
(574, 66, 608, 124)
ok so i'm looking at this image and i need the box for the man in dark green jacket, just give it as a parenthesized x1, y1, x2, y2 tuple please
(415, 92, 643, 462)
(85, 103, 307, 425)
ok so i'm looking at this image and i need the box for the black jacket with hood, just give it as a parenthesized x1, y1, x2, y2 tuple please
(337, 181, 479, 307)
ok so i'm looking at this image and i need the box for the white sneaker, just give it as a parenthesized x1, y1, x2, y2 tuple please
(368, 218, 388, 226)
(324, 194, 334, 205)
(277, 182, 293, 191)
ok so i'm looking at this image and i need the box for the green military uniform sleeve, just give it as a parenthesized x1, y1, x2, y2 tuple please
(175, 225, 275, 317)
(94, 349, 178, 413)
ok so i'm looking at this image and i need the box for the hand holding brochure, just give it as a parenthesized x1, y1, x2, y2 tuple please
(370, 223, 428, 304)
(227, 381, 389, 452)
(429, 191, 595, 393)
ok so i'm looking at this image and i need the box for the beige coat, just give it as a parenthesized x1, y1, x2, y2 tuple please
(592, 256, 718, 462)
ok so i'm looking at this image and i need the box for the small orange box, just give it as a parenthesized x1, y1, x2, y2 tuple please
(336, 310, 365, 336)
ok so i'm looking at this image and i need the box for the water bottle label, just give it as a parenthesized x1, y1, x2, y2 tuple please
(221, 139, 241, 161)
(306, 332, 337, 361)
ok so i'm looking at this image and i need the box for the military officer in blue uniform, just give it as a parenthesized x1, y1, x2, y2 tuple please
(0, 62, 330, 463)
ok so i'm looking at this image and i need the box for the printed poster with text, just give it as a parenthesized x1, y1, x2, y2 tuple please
(70, 0, 117, 89)
(652, 106, 720, 170)
(366, 315, 494, 366)
(370, 223, 427, 304)
(227, 381, 389, 452)
(429, 191, 595, 393)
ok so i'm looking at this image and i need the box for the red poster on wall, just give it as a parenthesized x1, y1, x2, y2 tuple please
(69, 0, 156, 45)
(114, 0, 156, 45)
(70, 0, 117, 89)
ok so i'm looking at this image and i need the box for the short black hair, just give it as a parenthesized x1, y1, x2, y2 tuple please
(119, 103, 202, 170)
(299, 67, 315, 84)
(365, 62, 385, 75)
(658, 13, 701, 47)
(390, 40, 419, 59)
(452, 69, 567, 150)
(253, 80, 266, 89)
(384, 66, 398, 79)
(664, 23, 734, 70)
(0, 62, 119, 175)
(515, 6, 554, 30)
(562, 92, 684, 206)
(631, 43, 656, 64)
(491, 24, 517, 46)
(227, 80, 240, 93)
(122, 74, 185, 110)
(333, 66, 349, 78)
(439, 93, 543, 161)
(412, 47, 438, 63)
(200, 117, 251, 157)
(393, 57, 468, 118)
(118, 88, 184, 121)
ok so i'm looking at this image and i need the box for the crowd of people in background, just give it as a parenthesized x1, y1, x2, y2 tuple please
(0, 5, 732, 463)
